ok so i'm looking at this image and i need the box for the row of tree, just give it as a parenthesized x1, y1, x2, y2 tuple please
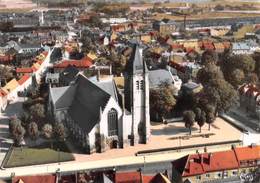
(183, 105, 215, 135)
(9, 117, 66, 146)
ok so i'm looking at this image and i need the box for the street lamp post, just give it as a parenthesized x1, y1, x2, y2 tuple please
(143, 156, 146, 171)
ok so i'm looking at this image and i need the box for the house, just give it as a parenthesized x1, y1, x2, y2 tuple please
(148, 69, 182, 94)
(12, 174, 56, 183)
(16, 68, 34, 77)
(181, 81, 203, 96)
(17, 74, 32, 93)
(153, 19, 178, 35)
(45, 73, 60, 87)
(213, 42, 225, 53)
(115, 171, 171, 183)
(172, 145, 260, 183)
(0, 55, 14, 64)
(238, 83, 260, 117)
(2, 79, 19, 102)
(232, 42, 251, 55)
(210, 28, 230, 37)
(0, 89, 8, 113)
(49, 44, 150, 154)
(59, 65, 79, 86)
(53, 57, 92, 72)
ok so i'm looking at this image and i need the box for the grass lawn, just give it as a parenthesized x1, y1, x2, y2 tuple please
(3, 142, 74, 168)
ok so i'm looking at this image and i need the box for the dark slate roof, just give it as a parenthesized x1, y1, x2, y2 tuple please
(59, 65, 79, 85)
(94, 174, 113, 183)
(125, 44, 148, 75)
(89, 76, 118, 102)
(68, 74, 111, 133)
(50, 85, 76, 109)
(148, 69, 173, 88)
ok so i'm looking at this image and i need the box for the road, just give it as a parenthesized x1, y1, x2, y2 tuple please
(0, 145, 234, 180)
(0, 97, 26, 165)
(225, 108, 260, 134)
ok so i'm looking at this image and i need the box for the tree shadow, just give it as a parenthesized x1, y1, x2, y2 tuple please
(2, 101, 24, 118)
(151, 124, 198, 136)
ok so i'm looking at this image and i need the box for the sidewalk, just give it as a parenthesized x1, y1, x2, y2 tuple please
(0, 145, 234, 179)
(230, 107, 260, 129)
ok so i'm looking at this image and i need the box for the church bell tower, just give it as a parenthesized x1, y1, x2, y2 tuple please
(124, 44, 150, 145)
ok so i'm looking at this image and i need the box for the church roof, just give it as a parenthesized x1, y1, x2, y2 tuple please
(148, 69, 173, 88)
(50, 85, 76, 109)
(59, 65, 79, 85)
(68, 74, 111, 133)
(89, 76, 119, 102)
(125, 44, 148, 75)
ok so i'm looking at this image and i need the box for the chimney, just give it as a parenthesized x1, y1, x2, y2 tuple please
(109, 64, 112, 75)
(122, 92, 125, 114)
(97, 69, 100, 82)
(139, 47, 143, 57)
(204, 147, 207, 153)
(208, 153, 212, 165)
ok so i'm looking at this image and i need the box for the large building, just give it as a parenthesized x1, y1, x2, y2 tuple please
(238, 83, 260, 118)
(49, 44, 150, 153)
(153, 19, 178, 35)
(172, 145, 260, 183)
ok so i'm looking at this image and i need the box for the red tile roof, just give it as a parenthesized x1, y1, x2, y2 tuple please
(143, 175, 154, 183)
(173, 151, 239, 177)
(16, 68, 34, 74)
(172, 145, 260, 177)
(12, 175, 56, 183)
(115, 172, 141, 183)
(0, 55, 13, 62)
(171, 44, 184, 49)
(0, 89, 7, 97)
(41, 51, 48, 57)
(234, 145, 260, 162)
(203, 42, 215, 50)
(18, 74, 30, 85)
(223, 41, 231, 49)
(54, 57, 92, 69)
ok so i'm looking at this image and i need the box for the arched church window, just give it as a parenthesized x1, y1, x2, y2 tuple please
(108, 108, 118, 136)
(140, 80, 144, 90)
(136, 80, 139, 90)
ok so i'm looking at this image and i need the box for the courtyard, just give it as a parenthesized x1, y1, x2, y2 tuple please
(73, 117, 242, 162)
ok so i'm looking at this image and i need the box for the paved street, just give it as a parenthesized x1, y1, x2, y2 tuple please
(225, 107, 260, 134)
(0, 97, 26, 165)
(0, 145, 234, 179)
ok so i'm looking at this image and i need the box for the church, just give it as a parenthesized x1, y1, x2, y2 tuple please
(48, 44, 150, 154)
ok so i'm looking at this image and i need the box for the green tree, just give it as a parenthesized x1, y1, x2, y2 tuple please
(197, 63, 224, 86)
(28, 122, 39, 140)
(197, 111, 206, 133)
(253, 52, 260, 78)
(245, 73, 259, 84)
(203, 79, 238, 113)
(206, 112, 215, 131)
(54, 123, 66, 141)
(222, 54, 255, 77)
(9, 118, 22, 134)
(29, 103, 45, 121)
(197, 63, 238, 113)
(0, 65, 14, 86)
(194, 107, 202, 122)
(228, 69, 245, 88)
(12, 125, 25, 146)
(183, 110, 195, 135)
(201, 50, 218, 65)
(150, 82, 176, 121)
(42, 123, 53, 139)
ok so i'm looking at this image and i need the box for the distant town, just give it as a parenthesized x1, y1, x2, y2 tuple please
(0, 0, 259, 183)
